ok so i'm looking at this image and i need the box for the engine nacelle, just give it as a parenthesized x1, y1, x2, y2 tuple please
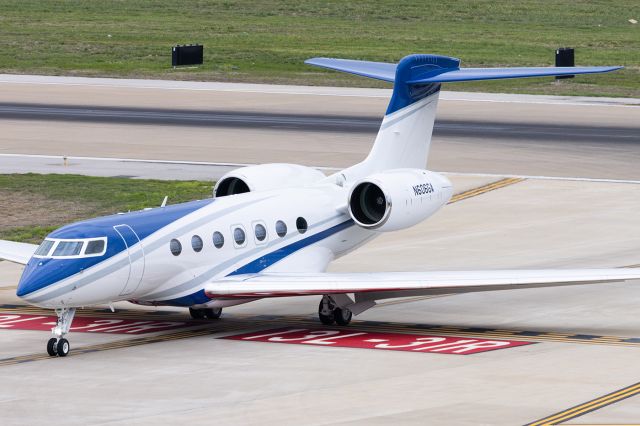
(214, 163, 326, 197)
(348, 169, 453, 232)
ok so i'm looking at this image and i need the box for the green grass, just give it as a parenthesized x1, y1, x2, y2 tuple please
(0, 174, 214, 243)
(0, 1, 638, 97)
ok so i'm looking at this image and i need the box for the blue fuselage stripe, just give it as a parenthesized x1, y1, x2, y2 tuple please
(159, 219, 355, 306)
(228, 219, 354, 276)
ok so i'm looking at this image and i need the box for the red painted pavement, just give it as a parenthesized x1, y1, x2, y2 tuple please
(225, 327, 535, 355)
(0, 313, 192, 334)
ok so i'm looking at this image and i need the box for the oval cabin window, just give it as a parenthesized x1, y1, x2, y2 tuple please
(233, 228, 246, 246)
(296, 217, 308, 234)
(170, 239, 182, 256)
(191, 235, 203, 252)
(212, 231, 224, 249)
(276, 220, 287, 238)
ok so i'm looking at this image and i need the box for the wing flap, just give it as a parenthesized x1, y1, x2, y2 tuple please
(205, 269, 640, 299)
(0, 240, 37, 265)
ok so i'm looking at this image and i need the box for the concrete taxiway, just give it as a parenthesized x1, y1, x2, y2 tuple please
(0, 75, 638, 180)
(0, 76, 639, 425)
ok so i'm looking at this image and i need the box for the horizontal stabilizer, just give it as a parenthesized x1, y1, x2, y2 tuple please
(407, 66, 622, 84)
(305, 57, 397, 82)
(305, 55, 622, 84)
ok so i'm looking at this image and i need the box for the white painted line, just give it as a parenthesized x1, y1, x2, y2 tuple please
(439, 171, 640, 185)
(0, 153, 339, 171)
(0, 74, 391, 98)
(2, 153, 639, 184)
(0, 74, 637, 107)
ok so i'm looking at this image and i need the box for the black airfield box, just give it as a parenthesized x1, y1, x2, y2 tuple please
(172, 44, 204, 67)
(555, 47, 575, 79)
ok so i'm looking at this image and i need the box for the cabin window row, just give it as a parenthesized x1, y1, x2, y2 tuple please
(169, 217, 308, 256)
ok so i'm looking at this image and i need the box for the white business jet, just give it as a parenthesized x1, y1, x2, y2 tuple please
(1, 54, 638, 357)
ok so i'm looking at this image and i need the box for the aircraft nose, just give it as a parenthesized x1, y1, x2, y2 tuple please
(16, 260, 39, 298)
(16, 258, 58, 300)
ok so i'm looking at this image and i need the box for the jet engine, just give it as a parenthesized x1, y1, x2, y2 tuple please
(214, 163, 326, 197)
(348, 169, 452, 232)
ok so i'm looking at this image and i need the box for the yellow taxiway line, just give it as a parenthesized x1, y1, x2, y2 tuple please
(448, 177, 525, 204)
(527, 381, 640, 425)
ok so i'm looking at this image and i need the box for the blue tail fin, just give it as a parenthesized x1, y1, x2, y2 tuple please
(305, 54, 621, 176)
(306, 54, 620, 114)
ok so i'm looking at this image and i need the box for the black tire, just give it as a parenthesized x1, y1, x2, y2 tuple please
(46, 338, 57, 356)
(189, 307, 206, 320)
(204, 308, 222, 319)
(318, 300, 335, 325)
(334, 307, 352, 326)
(56, 338, 70, 357)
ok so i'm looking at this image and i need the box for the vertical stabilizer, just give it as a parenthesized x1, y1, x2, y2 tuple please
(307, 54, 460, 179)
(304, 54, 621, 180)
(344, 54, 457, 177)
(362, 80, 440, 172)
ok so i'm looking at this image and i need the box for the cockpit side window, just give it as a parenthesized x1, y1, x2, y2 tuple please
(53, 241, 84, 257)
(34, 239, 55, 257)
(85, 239, 106, 255)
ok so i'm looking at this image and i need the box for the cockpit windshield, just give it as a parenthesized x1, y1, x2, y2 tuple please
(53, 241, 83, 256)
(33, 237, 108, 259)
(34, 240, 55, 256)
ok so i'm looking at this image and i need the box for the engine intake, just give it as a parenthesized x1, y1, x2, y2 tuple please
(347, 169, 452, 232)
(349, 182, 390, 227)
(214, 177, 250, 197)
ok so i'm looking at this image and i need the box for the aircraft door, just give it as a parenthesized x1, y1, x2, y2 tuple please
(114, 224, 145, 296)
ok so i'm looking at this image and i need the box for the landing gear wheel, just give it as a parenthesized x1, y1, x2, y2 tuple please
(46, 338, 57, 356)
(47, 307, 75, 357)
(56, 338, 70, 357)
(318, 300, 335, 325)
(204, 308, 222, 319)
(334, 307, 352, 326)
(189, 307, 206, 320)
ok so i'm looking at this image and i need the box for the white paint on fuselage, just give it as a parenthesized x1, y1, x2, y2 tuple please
(24, 183, 374, 308)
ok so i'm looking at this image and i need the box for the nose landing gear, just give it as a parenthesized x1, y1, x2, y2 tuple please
(46, 307, 76, 357)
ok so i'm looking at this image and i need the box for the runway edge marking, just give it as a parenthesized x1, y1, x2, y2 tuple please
(526, 381, 640, 425)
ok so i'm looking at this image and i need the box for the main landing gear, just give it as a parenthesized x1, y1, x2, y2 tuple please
(46, 307, 76, 357)
(318, 295, 352, 326)
(189, 307, 222, 320)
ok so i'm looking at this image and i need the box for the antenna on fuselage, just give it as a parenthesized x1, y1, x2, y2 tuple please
(161, 196, 168, 208)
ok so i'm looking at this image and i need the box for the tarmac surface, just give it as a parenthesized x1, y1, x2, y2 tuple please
(0, 75, 638, 180)
(0, 76, 640, 425)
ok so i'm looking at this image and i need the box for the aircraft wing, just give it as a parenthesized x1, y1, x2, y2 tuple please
(205, 269, 640, 300)
(0, 240, 38, 265)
